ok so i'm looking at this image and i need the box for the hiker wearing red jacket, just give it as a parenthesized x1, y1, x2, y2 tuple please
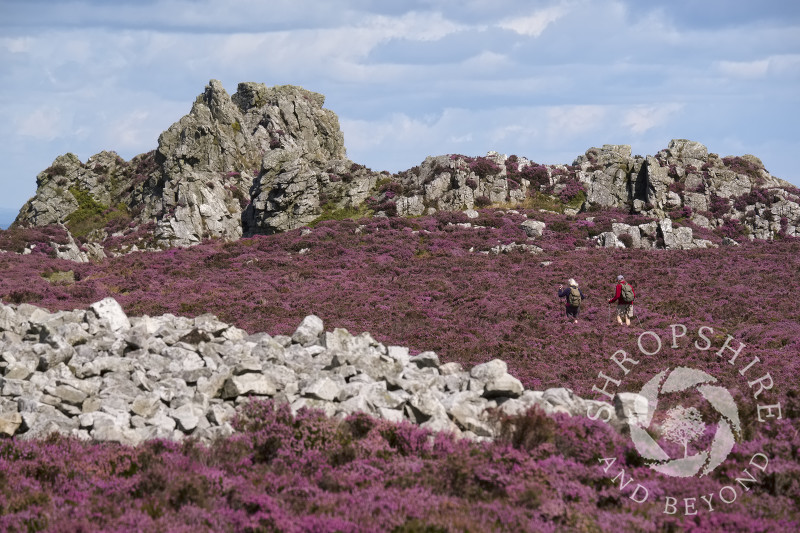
(609, 274, 635, 326)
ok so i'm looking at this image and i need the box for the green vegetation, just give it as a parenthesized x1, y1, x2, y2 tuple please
(374, 177, 393, 190)
(41, 269, 75, 285)
(310, 201, 372, 226)
(566, 190, 587, 210)
(65, 187, 131, 239)
(67, 187, 105, 222)
(524, 191, 564, 212)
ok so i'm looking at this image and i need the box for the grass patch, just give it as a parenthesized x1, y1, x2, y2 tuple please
(65, 188, 131, 240)
(310, 202, 373, 226)
(565, 190, 587, 211)
(42, 270, 75, 285)
(523, 191, 564, 213)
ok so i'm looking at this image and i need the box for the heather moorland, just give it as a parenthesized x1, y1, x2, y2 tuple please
(1, 210, 799, 532)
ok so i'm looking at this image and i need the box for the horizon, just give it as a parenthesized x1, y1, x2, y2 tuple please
(1, 0, 799, 215)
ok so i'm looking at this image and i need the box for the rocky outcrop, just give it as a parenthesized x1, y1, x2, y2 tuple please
(14, 80, 377, 251)
(11, 78, 800, 256)
(593, 218, 715, 250)
(585, 140, 798, 241)
(0, 298, 629, 445)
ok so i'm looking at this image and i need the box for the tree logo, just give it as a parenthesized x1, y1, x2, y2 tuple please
(627, 366, 742, 478)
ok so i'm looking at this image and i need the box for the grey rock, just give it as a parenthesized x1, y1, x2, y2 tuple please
(439, 362, 463, 376)
(667, 139, 708, 161)
(171, 403, 206, 432)
(50, 384, 88, 406)
(612, 223, 642, 249)
(222, 373, 277, 398)
(484, 373, 524, 399)
(521, 219, 546, 238)
(291, 397, 337, 418)
(0, 411, 22, 436)
(131, 394, 163, 418)
(598, 231, 621, 249)
(90, 297, 131, 332)
(412, 351, 440, 369)
(386, 346, 411, 366)
(407, 390, 448, 423)
(0, 305, 23, 335)
(613, 392, 649, 426)
(470, 359, 507, 382)
(301, 377, 340, 401)
(208, 403, 236, 426)
(5, 362, 34, 380)
(292, 315, 324, 347)
(92, 425, 143, 446)
(543, 388, 586, 416)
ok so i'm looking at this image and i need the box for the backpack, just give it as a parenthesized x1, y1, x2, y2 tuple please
(568, 287, 582, 307)
(620, 282, 634, 304)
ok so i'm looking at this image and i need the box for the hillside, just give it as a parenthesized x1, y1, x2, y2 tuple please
(0, 211, 798, 531)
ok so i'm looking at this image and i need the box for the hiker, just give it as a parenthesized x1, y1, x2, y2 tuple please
(609, 274, 635, 326)
(558, 278, 585, 323)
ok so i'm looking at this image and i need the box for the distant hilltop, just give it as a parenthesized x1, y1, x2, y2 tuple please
(9, 79, 800, 260)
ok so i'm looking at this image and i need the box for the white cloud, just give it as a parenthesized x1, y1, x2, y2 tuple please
(717, 59, 771, 79)
(461, 51, 513, 71)
(769, 54, 800, 76)
(546, 105, 607, 138)
(107, 110, 160, 151)
(490, 123, 538, 144)
(498, 5, 569, 37)
(622, 104, 683, 135)
(16, 107, 69, 141)
(361, 11, 466, 42)
(341, 113, 433, 150)
(716, 55, 800, 79)
(2, 37, 33, 53)
(449, 133, 473, 143)
(204, 10, 465, 83)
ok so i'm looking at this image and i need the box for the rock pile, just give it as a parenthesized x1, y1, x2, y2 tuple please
(0, 298, 621, 445)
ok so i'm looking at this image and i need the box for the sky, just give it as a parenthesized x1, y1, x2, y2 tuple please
(1, 0, 799, 225)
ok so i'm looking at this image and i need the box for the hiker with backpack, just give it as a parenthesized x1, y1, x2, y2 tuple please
(609, 274, 635, 326)
(558, 278, 585, 323)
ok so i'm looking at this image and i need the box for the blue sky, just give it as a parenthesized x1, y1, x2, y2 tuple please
(1, 0, 799, 224)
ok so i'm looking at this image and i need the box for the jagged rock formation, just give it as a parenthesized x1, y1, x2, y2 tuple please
(577, 140, 798, 242)
(14, 80, 377, 252)
(0, 298, 626, 445)
(10, 80, 800, 258)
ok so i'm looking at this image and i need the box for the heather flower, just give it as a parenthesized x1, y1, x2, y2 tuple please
(0, 210, 799, 530)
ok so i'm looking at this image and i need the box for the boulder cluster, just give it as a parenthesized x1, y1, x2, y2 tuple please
(592, 218, 714, 250)
(0, 298, 627, 445)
